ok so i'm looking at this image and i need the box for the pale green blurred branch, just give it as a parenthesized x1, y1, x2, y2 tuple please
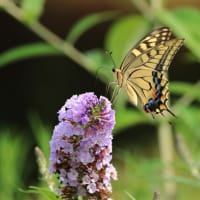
(152, 191, 160, 200)
(150, 0, 164, 12)
(124, 190, 136, 200)
(0, 0, 98, 75)
(130, 0, 152, 19)
(175, 133, 200, 179)
(172, 81, 200, 114)
(35, 147, 55, 191)
(131, 0, 164, 20)
(158, 122, 176, 200)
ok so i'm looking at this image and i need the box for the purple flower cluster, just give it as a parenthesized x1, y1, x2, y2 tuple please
(49, 92, 117, 199)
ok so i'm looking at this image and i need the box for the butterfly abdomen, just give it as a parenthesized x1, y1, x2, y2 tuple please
(144, 70, 168, 114)
(144, 98, 161, 113)
(144, 86, 170, 115)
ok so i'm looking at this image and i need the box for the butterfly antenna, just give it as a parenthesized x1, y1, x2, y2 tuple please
(93, 67, 103, 92)
(105, 50, 120, 104)
(105, 50, 117, 69)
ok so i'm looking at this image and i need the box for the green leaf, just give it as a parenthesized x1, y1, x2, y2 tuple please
(21, 186, 61, 200)
(160, 176, 200, 187)
(67, 11, 119, 44)
(114, 109, 151, 134)
(84, 48, 114, 82)
(176, 106, 200, 140)
(0, 130, 29, 199)
(175, 104, 200, 136)
(28, 112, 51, 159)
(156, 7, 200, 61)
(124, 191, 136, 200)
(105, 15, 151, 66)
(0, 42, 60, 68)
(21, 0, 45, 23)
(170, 81, 200, 102)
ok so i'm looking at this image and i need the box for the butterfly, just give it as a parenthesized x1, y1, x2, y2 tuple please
(112, 27, 184, 117)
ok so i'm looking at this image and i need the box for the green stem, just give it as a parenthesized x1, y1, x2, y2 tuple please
(175, 134, 200, 179)
(152, 192, 160, 200)
(0, 0, 97, 74)
(158, 122, 176, 200)
(130, 0, 152, 19)
(150, 0, 163, 12)
(173, 81, 200, 113)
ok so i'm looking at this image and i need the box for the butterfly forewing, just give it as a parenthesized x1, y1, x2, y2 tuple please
(113, 27, 184, 116)
(120, 27, 172, 72)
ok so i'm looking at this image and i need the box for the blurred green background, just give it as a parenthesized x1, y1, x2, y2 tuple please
(1, 0, 200, 199)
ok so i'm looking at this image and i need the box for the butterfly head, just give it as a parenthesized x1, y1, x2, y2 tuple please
(112, 68, 123, 87)
(112, 68, 116, 73)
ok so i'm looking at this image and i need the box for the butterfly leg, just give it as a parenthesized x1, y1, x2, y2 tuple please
(111, 86, 120, 106)
(150, 112, 155, 119)
(160, 111, 165, 117)
(105, 81, 116, 97)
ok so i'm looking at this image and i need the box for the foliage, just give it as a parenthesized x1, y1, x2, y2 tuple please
(20, 186, 62, 200)
(1, 0, 200, 199)
(0, 129, 30, 200)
